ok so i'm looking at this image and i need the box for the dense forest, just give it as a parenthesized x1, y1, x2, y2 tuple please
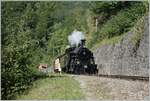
(1, 1, 148, 99)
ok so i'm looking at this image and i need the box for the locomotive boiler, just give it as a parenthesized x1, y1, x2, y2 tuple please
(62, 39, 98, 74)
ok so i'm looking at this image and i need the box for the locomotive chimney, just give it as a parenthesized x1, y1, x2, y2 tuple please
(81, 39, 86, 47)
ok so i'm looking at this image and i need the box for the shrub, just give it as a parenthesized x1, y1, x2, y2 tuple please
(98, 2, 147, 39)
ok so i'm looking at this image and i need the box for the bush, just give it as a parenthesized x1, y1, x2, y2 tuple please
(98, 2, 147, 39)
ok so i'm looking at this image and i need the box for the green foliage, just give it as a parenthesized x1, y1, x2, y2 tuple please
(89, 1, 133, 26)
(88, 1, 148, 48)
(1, 2, 56, 99)
(101, 3, 146, 37)
(90, 1, 127, 13)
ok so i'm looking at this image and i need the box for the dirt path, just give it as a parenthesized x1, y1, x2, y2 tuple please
(71, 75, 149, 100)
(72, 75, 98, 100)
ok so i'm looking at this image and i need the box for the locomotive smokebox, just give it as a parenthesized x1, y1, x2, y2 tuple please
(81, 39, 86, 47)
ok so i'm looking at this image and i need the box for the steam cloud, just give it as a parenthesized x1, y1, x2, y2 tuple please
(68, 30, 85, 46)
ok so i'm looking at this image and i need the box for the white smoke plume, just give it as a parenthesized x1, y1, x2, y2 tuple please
(68, 30, 85, 46)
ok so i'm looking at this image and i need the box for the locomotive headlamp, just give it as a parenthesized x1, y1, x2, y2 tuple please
(84, 65, 87, 68)
(77, 61, 80, 64)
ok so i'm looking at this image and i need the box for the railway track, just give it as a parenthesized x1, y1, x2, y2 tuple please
(71, 73, 149, 81)
(96, 74, 149, 81)
(73, 74, 149, 100)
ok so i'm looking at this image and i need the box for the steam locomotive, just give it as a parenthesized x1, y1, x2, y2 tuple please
(62, 39, 98, 74)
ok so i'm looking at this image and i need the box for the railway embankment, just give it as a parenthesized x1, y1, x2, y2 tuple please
(72, 75, 149, 100)
(94, 15, 149, 77)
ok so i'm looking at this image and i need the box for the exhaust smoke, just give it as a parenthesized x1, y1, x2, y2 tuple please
(68, 30, 85, 47)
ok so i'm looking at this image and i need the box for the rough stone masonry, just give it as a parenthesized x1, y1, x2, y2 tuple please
(94, 16, 149, 77)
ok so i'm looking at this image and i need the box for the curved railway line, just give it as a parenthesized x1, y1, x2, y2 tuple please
(97, 74, 149, 81)
(79, 74, 149, 81)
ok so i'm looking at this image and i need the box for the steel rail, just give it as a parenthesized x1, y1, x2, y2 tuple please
(96, 74, 149, 81)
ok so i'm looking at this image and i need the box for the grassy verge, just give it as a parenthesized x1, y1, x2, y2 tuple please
(16, 74, 85, 100)
(92, 34, 123, 50)
(131, 15, 146, 45)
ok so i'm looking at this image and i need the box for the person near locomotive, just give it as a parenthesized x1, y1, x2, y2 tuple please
(53, 58, 61, 74)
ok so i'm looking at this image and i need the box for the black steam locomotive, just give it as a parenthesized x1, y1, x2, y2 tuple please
(62, 39, 98, 74)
